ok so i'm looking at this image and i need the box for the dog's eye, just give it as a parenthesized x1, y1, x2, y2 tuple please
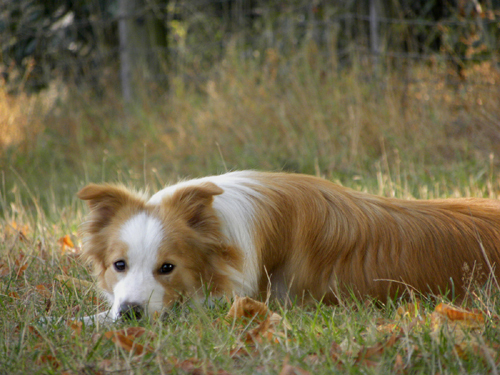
(114, 260, 127, 272)
(159, 263, 175, 274)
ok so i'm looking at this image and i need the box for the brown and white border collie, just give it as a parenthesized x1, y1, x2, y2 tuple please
(77, 171, 500, 321)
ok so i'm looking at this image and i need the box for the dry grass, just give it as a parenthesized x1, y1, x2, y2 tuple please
(1, 47, 500, 205)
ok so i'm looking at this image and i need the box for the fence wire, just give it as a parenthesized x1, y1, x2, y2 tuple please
(1, 0, 499, 93)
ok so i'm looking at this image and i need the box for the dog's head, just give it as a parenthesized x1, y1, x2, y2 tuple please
(77, 182, 238, 320)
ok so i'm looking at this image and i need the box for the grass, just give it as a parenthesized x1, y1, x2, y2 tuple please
(1, 42, 500, 373)
(1, 169, 500, 374)
(1, 44, 500, 208)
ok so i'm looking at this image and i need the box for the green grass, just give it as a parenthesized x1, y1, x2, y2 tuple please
(1, 174, 500, 374)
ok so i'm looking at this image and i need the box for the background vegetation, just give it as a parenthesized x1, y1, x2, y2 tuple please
(1, 0, 500, 373)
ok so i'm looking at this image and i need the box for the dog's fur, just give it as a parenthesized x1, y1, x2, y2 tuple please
(78, 171, 500, 320)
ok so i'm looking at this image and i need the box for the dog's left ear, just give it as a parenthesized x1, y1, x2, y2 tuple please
(168, 182, 223, 229)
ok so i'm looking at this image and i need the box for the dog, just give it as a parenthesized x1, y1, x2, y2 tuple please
(77, 171, 500, 321)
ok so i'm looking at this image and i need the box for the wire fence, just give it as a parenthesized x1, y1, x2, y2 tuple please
(2, 0, 499, 94)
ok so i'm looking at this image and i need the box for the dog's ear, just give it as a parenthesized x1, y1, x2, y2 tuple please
(77, 184, 145, 233)
(168, 182, 223, 229)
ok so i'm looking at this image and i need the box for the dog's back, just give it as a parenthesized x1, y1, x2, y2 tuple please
(214, 172, 500, 302)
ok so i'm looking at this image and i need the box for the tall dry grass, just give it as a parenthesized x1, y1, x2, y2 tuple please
(1, 44, 500, 209)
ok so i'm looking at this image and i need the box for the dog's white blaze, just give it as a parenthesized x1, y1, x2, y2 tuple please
(148, 171, 261, 296)
(111, 212, 165, 319)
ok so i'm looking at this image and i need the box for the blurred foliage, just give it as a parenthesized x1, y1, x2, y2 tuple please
(1, 0, 499, 93)
(0, 0, 116, 91)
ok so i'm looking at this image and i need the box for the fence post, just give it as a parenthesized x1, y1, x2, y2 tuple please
(369, 0, 380, 71)
(119, 0, 134, 103)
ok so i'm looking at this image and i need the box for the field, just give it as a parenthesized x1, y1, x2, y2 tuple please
(1, 50, 500, 373)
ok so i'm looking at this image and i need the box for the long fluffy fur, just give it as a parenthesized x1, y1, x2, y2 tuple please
(78, 171, 500, 311)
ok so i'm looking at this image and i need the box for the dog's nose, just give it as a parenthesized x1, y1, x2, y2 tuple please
(118, 302, 143, 320)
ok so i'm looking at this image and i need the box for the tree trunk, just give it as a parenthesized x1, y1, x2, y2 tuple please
(119, 0, 167, 103)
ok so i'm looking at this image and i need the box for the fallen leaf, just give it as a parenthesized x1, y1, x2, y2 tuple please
(226, 296, 270, 322)
(355, 332, 401, 364)
(103, 330, 154, 356)
(396, 301, 422, 321)
(330, 341, 344, 365)
(245, 315, 284, 344)
(433, 303, 484, 327)
(67, 320, 82, 335)
(8, 291, 19, 299)
(58, 234, 76, 254)
(35, 284, 51, 298)
(7, 221, 29, 241)
(16, 263, 28, 278)
(168, 357, 234, 375)
(28, 325, 43, 339)
(226, 296, 290, 329)
(376, 322, 399, 334)
(119, 326, 157, 340)
(0, 263, 10, 277)
(37, 354, 60, 369)
(176, 359, 204, 375)
(45, 297, 52, 313)
(430, 302, 490, 360)
(225, 296, 292, 357)
(229, 346, 253, 358)
(393, 353, 405, 373)
(279, 363, 311, 375)
(303, 354, 321, 366)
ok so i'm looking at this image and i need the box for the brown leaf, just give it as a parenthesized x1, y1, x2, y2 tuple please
(245, 315, 274, 342)
(37, 354, 60, 369)
(0, 263, 10, 277)
(376, 322, 399, 334)
(433, 303, 484, 326)
(227, 295, 289, 332)
(393, 353, 405, 373)
(226, 296, 291, 357)
(120, 326, 154, 339)
(169, 357, 234, 375)
(279, 363, 311, 375)
(7, 221, 29, 241)
(103, 330, 153, 356)
(396, 301, 421, 321)
(45, 297, 52, 313)
(176, 359, 204, 375)
(35, 284, 51, 298)
(229, 345, 253, 358)
(67, 320, 82, 335)
(355, 332, 401, 364)
(226, 296, 270, 322)
(430, 303, 491, 361)
(8, 291, 19, 299)
(330, 341, 344, 365)
(16, 263, 28, 278)
(58, 234, 76, 254)
(303, 354, 321, 366)
(28, 325, 43, 339)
